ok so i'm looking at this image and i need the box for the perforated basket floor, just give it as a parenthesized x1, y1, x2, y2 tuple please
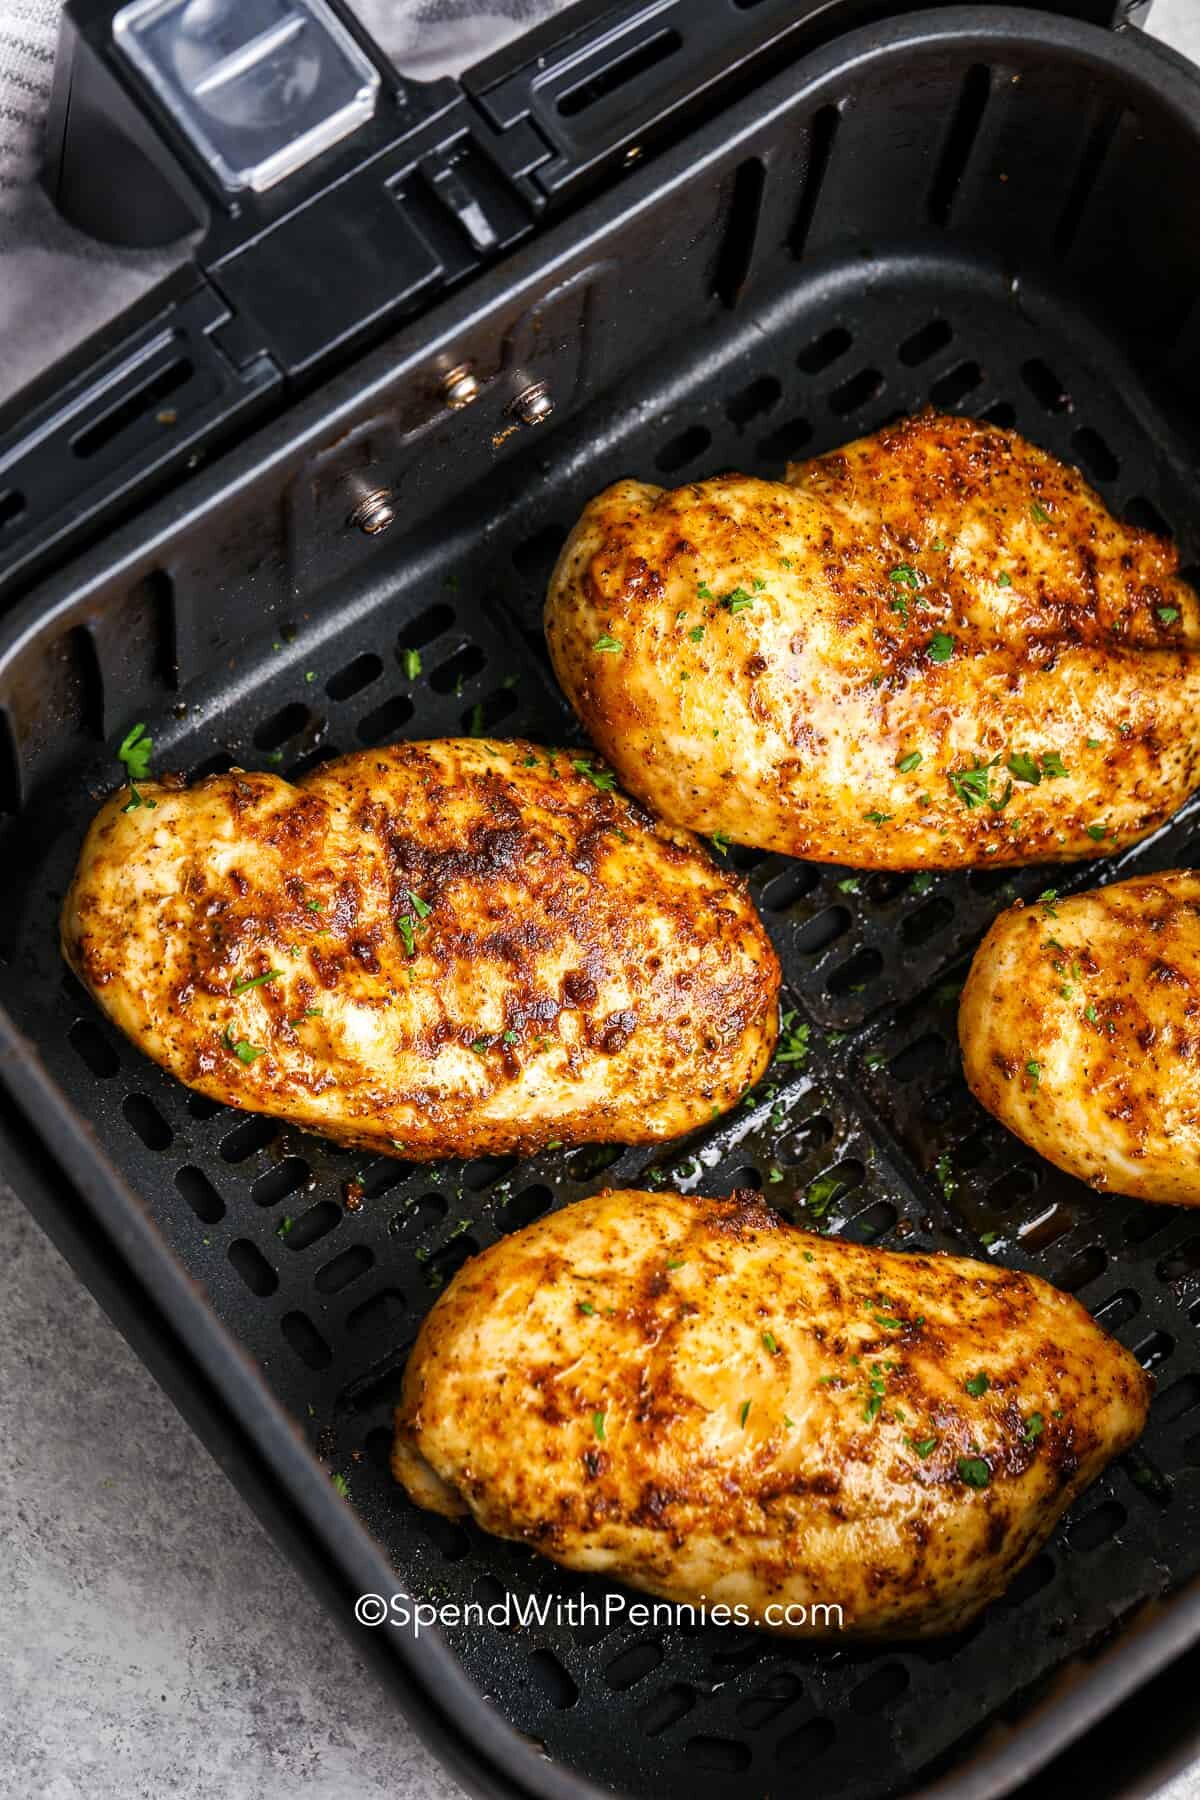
(6, 247, 1200, 1800)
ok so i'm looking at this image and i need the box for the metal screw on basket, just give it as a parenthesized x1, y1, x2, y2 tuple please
(441, 362, 481, 410)
(346, 484, 396, 536)
(509, 380, 555, 427)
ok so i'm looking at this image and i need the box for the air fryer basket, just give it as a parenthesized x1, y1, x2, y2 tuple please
(4, 9, 1200, 1799)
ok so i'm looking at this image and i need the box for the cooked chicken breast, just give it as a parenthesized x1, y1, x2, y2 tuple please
(393, 1188, 1149, 1636)
(961, 870, 1200, 1204)
(60, 741, 779, 1158)
(546, 412, 1200, 868)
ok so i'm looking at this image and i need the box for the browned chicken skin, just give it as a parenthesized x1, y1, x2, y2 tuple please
(546, 412, 1200, 868)
(60, 741, 779, 1158)
(393, 1189, 1149, 1636)
(961, 870, 1200, 1205)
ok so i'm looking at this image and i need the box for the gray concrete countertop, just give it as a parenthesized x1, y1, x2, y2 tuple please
(5, 4, 1200, 1795)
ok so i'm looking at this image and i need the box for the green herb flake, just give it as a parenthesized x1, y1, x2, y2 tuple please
(957, 1456, 991, 1488)
(593, 1410, 607, 1441)
(927, 632, 955, 663)
(1086, 822, 1109, 841)
(1086, 1004, 1100, 1024)
(889, 564, 920, 589)
(593, 634, 623, 653)
(739, 1400, 752, 1428)
(722, 587, 755, 614)
(1023, 1411, 1044, 1442)
(710, 829, 731, 856)
(304, 899, 322, 913)
(331, 1473, 349, 1498)
(777, 1014, 811, 1067)
(232, 968, 282, 995)
(762, 1331, 780, 1356)
(688, 625, 705, 641)
(117, 722, 153, 782)
(979, 1230, 998, 1246)
(1008, 752, 1041, 786)
(222, 1024, 265, 1064)
(864, 809, 893, 826)
(121, 783, 157, 813)
(948, 757, 1000, 810)
(571, 758, 617, 793)
(578, 1301, 596, 1317)
(910, 1437, 938, 1458)
(1031, 501, 1051, 524)
(398, 916, 417, 959)
(897, 750, 922, 773)
(838, 876, 862, 895)
(1158, 606, 1180, 625)
(996, 571, 1013, 588)
(965, 1371, 990, 1398)
(1038, 889, 1059, 918)
(932, 538, 947, 552)
(1087, 737, 1102, 749)
(1025, 1059, 1041, 1090)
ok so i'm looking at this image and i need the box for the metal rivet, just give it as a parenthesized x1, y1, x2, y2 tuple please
(442, 362, 481, 410)
(509, 380, 555, 427)
(347, 487, 396, 535)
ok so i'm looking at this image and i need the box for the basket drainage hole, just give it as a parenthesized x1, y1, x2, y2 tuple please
(775, 1717, 835, 1770)
(228, 1238, 277, 1296)
(685, 1736, 751, 1774)
(527, 1648, 577, 1709)
(605, 1640, 663, 1690)
(1071, 426, 1119, 483)
(315, 1244, 374, 1294)
(736, 1670, 805, 1730)
(431, 644, 486, 695)
(797, 327, 851, 374)
(1092, 1288, 1141, 1332)
(511, 523, 568, 581)
(463, 687, 517, 735)
(726, 375, 781, 427)
(420, 1238, 479, 1293)
(826, 946, 882, 997)
(497, 1184, 552, 1233)
(829, 369, 884, 417)
(760, 864, 819, 913)
(793, 904, 850, 956)
(176, 1165, 225, 1223)
(901, 897, 955, 947)
(1151, 1371, 1200, 1427)
(220, 1114, 278, 1163)
(850, 1661, 909, 1712)
(566, 1142, 623, 1182)
(638, 1683, 695, 1737)
(1124, 495, 1171, 538)
(254, 703, 311, 751)
(327, 653, 383, 701)
(122, 1093, 172, 1151)
(656, 425, 712, 474)
(251, 1157, 311, 1208)
(286, 1200, 342, 1250)
(68, 1018, 120, 1077)
(389, 1191, 448, 1239)
(398, 602, 454, 651)
(281, 1310, 332, 1370)
(357, 694, 415, 746)
(756, 416, 813, 463)
(1049, 1244, 1107, 1293)
(347, 1288, 407, 1335)
(840, 1199, 897, 1244)
(888, 1033, 949, 1086)
(1067, 1499, 1126, 1551)
(190, 751, 236, 782)
(898, 319, 952, 367)
(1021, 358, 1072, 413)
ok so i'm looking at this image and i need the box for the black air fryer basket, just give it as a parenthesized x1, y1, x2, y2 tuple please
(4, 3, 1200, 1797)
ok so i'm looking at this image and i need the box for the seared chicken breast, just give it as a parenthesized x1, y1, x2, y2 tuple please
(393, 1189, 1148, 1636)
(961, 870, 1200, 1204)
(546, 412, 1200, 868)
(60, 741, 779, 1158)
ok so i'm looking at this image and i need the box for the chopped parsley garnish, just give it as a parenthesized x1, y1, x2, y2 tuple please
(398, 917, 417, 958)
(222, 1024, 265, 1064)
(593, 634, 623, 653)
(838, 876, 861, 895)
(864, 809, 893, 825)
(1158, 606, 1180, 625)
(722, 587, 755, 614)
(1025, 1059, 1041, 1090)
(578, 1301, 596, 1316)
(948, 757, 1001, 810)
(232, 968, 282, 995)
(996, 571, 1013, 587)
(979, 1230, 998, 1246)
(502, 1030, 518, 1045)
(1085, 1004, 1100, 1024)
(710, 829, 730, 856)
(957, 1456, 991, 1488)
(331, 1473, 349, 1498)
(889, 564, 920, 589)
(666, 1259, 686, 1271)
(697, 581, 715, 601)
(927, 632, 955, 663)
(935, 1153, 957, 1200)
(762, 1331, 780, 1356)
(1007, 752, 1040, 785)
(405, 890, 432, 919)
(593, 1411, 607, 1441)
(276, 1215, 293, 1238)
(806, 1171, 844, 1219)
(1038, 889, 1059, 917)
(1040, 751, 1069, 779)
(897, 750, 922, 773)
(1023, 1412, 1044, 1442)
(777, 1012, 810, 1066)
(289, 1007, 323, 1026)
(965, 1371, 990, 1398)
(572, 758, 617, 792)
(910, 1437, 938, 1457)
(401, 648, 422, 679)
(467, 702, 484, 736)
(739, 1401, 752, 1428)
(1031, 501, 1050, 524)
(932, 538, 947, 552)
(304, 899, 322, 913)
(688, 625, 705, 641)
(117, 722, 153, 782)
(910, 872, 934, 896)
(1086, 822, 1109, 841)
(122, 783, 157, 813)
(1087, 737, 1102, 749)
(469, 1037, 492, 1054)
(767, 1166, 783, 1183)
